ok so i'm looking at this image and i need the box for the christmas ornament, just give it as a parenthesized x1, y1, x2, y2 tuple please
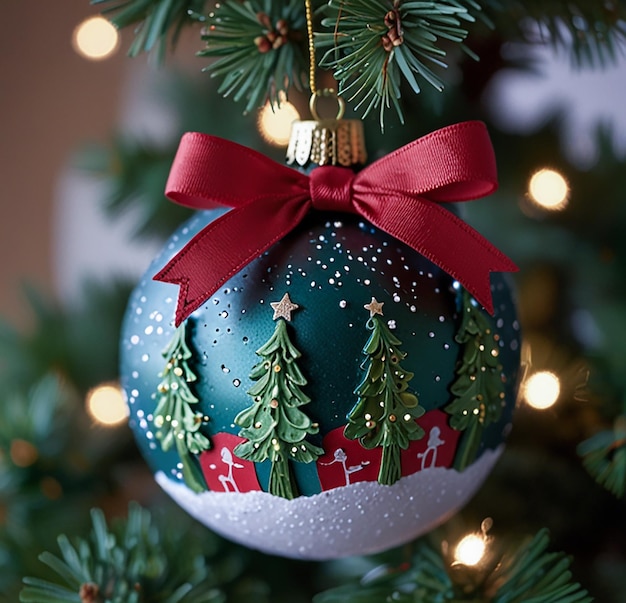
(120, 114, 521, 559)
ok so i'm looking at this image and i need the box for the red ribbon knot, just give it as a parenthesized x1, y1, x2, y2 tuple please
(309, 166, 355, 213)
(154, 121, 518, 326)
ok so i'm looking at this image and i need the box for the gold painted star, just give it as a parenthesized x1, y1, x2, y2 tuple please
(270, 293, 300, 321)
(364, 297, 384, 317)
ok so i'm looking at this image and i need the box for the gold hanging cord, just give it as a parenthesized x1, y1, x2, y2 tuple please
(286, 0, 365, 166)
(304, 0, 345, 120)
(305, 0, 317, 95)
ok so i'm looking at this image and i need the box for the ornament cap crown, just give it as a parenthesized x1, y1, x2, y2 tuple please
(286, 90, 367, 168)
(286, 118, 367, 168)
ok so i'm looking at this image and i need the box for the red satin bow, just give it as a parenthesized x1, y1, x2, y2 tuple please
(155, 121, 517, 326)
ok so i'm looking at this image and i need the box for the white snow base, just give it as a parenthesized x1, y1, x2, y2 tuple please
(156, 446, 503, 560)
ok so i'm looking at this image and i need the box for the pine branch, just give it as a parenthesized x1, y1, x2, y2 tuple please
(0, 376, 74, 495)
(199, 0, 308, 113)
(91, 1, 626, 126)
(486, 1, 626, 67)
(0, 375, 129, 600)
(0, 281, 132, 395)
(317, 0, 484, 129)
(91, 0, 206, 61)
(313, 528, 592, 602)
(76, 138, 193, 241)
(578, 415, 626, 498)
(20, 504, 229, 603)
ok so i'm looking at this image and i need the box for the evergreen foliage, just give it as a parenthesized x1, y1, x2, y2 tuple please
(20, 504, 234, 603)
(153, 322, 211, 493)
(95, 0, 626, 125)
(74, 73, 276, 242)
(234, 318, 323, 499)
(0, 281, 132, 395)
(318, 0, 483, 128)
(445, 288, 505, 471)
(485, 1, 626, 68)
(578, 415, 626, 498)
(91, 0, 206, 62)
(198, 0, 308, 113)
(314, 528, 592, 603)
(344, 301, 425, 485)
(7, 0, 626, 599)
(76, 138, 191, 240)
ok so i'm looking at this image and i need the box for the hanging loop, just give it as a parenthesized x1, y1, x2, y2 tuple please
(309, 89, 345, 122)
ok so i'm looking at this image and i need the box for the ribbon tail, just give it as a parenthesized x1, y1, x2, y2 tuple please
(154, 197, 310, 325)
(361, 197, 518, 315)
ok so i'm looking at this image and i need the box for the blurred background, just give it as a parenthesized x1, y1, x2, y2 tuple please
(3, 2, 626, 601)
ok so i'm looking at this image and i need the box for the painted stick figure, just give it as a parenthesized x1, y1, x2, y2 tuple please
(417, 426, 445, 470)
(321, 448, 370, 486)
(217, 447, 245, 492)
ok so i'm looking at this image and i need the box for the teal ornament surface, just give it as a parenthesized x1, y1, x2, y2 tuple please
(121, 208, 520, 559)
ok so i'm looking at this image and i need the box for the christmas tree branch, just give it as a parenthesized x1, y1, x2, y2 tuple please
(486, 0, 626, 67)
(20, 504, 229, 603)
(313, 528, 592, 603)
(76, 137, 192, 240)
(317, 0, 484, 128)
(93, 1, 626, 125)
(578, 415, 626, 498)
(198, 0, 308, 113)
(0, 281, 132, 395)
(91, 0, 206, 61)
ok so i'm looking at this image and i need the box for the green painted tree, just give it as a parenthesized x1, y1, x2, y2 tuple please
(153, 321, 211, 493)
(445, 288, 506, 471)
(234, 293, 323, 499)
(345, 297, 425, 486)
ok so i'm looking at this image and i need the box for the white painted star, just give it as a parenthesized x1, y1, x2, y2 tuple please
(270, 293, 299, 321)
(364, 297, 384, 317)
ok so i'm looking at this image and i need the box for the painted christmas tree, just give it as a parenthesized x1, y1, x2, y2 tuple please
(445, 288, 506, 471)
(345, 297, 425, 486)
(153, 321, 211, 493)
(233, 293, 323, 499)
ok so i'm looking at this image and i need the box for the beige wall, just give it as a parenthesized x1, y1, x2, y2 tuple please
(0, 1, 130, 325)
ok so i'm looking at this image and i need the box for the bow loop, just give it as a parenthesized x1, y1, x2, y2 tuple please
(154, 122, 518, 326)
(310, 166, 355, 213)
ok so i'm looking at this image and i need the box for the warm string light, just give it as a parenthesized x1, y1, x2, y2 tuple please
(527, 168, 570, 211)
(444, 518, 497, 595)
(73, 16, 120, 61)
(523, 370, 561, 410)
(453, 518, 493, 567)
(454, 532, 488, 566)
(86, 382, 128, 427)
(257, 94, 301, 146)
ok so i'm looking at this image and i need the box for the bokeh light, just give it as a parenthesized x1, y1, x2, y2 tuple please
(257, 97, 300, 147)
(73, 16, 120, 61)
(528, 168, 569, 211)
(86, 382, 128, 426)
(523, 370, 561, 409)
(10, 439, 38, 468)
(454, 533, 487, 566)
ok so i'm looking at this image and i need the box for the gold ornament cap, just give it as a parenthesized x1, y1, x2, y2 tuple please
(286, 90, 367, 168)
